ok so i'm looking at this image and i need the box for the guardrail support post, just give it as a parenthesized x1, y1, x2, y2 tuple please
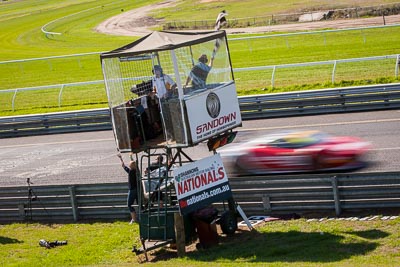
(262, 195, 271, 212)
(18, 203, 25, 220)
(331, 176, 341, 216)
(69, 186, 79, 222)
(395, 55, 399, 79)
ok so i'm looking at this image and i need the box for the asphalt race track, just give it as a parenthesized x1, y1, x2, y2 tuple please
(0, 110, 399, 187)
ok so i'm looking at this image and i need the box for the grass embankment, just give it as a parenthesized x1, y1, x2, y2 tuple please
(1, 217, 399, 266)
(0, 0, 161, 60)
(1, 0, 400, 116)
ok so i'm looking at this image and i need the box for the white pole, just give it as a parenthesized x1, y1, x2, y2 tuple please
(332, 60, 337, 84)
(12, 89, 18, 112)
(271, 66, 276, 88)
(236, 205, 253, 231)
(58, 84, 65, 107)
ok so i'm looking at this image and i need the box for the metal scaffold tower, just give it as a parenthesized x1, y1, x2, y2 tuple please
(100, 28, 246, 260)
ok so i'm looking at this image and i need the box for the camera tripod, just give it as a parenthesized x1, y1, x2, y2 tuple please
(26, 178, 38, 221)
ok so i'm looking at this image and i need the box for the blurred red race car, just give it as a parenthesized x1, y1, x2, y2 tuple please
(218, 130, 371, 175)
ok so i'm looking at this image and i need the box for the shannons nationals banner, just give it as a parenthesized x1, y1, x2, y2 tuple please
(184, 82, 242, 144)
(173, 154, 232, 215)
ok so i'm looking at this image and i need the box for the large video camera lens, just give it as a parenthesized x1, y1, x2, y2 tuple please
(54, 240, 68, 246)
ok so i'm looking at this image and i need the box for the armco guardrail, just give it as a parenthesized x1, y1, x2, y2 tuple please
(1, 172, 399, 223)
(239, 83, 400, 120)
(0, 108, 111, 138)
(1, 83, 400, 138)
(0, 183, 128, 223)
(230, 172, 400, 216)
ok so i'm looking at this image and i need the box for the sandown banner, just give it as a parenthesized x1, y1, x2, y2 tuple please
(184, 82, 242, 144)
(173, 154, 232, 215)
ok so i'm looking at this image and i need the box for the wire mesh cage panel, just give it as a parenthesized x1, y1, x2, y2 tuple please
(101, 31, 241, 153)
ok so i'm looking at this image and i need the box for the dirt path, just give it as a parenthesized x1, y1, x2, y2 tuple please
(95, 1, 400, 36)
(95, 0, 179, 36)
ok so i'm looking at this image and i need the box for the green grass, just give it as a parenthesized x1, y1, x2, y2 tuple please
(3, 27, 400, 89)
(0, 0, 161, 60)
(229, 28, 400, 67)
(1, 0, 400, 116)
(0, 221, 139, 266)
(1, 217, 399, 266)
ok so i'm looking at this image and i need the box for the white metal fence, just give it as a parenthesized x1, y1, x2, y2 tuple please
(1, 54, 399, 112)
(2, 80, 105, 111)
(234, 54, 400, 88)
